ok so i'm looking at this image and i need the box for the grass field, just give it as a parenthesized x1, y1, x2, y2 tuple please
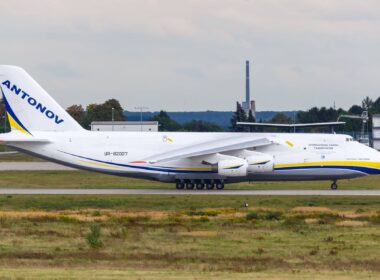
(0, 152, 44, 162)
(0, 166, 380, 278)
(0, 170, 378, 190)
(0, 146, 43, 162)
(1, 195, 380, 278)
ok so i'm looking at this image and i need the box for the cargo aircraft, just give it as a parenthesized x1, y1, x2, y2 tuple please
(1, 66, 380, 190)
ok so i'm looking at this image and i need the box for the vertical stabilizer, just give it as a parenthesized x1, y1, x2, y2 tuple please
(0, 66, 83, 134)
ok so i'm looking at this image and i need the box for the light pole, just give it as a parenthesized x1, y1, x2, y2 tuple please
(134, 106, 148, 131)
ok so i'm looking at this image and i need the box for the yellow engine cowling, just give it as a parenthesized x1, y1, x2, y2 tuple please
(217, 158, 248, 177)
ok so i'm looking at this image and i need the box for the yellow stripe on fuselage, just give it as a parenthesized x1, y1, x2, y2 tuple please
(79, 160, 121, 169)
(275, 161, 380, 169)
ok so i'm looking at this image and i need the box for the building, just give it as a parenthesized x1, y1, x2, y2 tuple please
(372, 115, 380, 150)
(241, 60, 256, 118)
(91, 121, 158, 132)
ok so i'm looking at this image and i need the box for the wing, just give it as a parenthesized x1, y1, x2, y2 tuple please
(144, 136, 273, 163)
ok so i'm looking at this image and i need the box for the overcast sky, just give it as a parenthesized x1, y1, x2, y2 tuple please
(1, 0, 380, 112)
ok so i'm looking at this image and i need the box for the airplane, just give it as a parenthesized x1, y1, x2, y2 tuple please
(0, 65, 380, 190)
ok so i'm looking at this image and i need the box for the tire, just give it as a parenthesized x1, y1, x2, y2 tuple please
(206, 184, 214, 190)
(216, 183, 224, 190)
(186, 183, 195, 190)
(331, 183, 338, 190)
(196, 183, 204, 190)
(176, 182, 185, 190)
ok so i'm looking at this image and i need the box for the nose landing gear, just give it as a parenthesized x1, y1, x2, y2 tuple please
(331, 180, 338, 190)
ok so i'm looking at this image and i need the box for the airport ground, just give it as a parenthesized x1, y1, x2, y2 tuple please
(1, 154, 380, 278)
(1, 194, 380, 278)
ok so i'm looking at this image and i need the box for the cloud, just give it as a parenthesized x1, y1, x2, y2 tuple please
(38, 63, 81, 79)
(0, 0, 379, 111)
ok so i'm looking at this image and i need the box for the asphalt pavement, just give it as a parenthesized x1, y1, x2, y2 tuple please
(0, 162, 75, 170)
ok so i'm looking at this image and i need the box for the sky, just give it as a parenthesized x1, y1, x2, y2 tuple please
(1, 0, 380, 112)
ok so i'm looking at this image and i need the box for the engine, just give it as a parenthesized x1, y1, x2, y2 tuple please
(217, 158, 248, 177)
(245, 153, 274, 173)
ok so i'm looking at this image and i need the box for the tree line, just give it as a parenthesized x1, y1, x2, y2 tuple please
(0, 95, 379, 133)
(230, 96, 380, 133)
(66, 100, 224, 132)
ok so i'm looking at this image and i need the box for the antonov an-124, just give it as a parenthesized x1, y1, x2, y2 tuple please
(1, 66, 380, 190)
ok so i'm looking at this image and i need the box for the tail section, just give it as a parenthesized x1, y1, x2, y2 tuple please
(0, 65, 83, 134)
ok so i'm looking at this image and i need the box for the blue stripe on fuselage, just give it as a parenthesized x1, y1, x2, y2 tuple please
(275, 165, 380, 175)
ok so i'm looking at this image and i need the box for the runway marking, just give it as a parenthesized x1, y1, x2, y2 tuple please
(0, 189, 380, 196)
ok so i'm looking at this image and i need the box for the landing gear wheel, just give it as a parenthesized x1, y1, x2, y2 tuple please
(206, 183, 214, 190)
(331, 181, 338, 190)
(196, 183, 205, 190)
(216, 183, 224, 190)
(186, 183, 195, 190)
(176, 182, 185, 190)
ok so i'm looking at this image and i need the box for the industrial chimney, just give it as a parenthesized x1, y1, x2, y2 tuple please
(242, 60, 255, 118)
(246, 60, 250, 105)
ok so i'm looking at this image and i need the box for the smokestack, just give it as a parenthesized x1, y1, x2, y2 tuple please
(245, 60, 250, 104)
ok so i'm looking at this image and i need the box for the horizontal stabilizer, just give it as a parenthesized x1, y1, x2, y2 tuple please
(0, 132, 50, 144)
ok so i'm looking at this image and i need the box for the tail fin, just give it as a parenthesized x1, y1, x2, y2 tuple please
(0, 65, 83, 134)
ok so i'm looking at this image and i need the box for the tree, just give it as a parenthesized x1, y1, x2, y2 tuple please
(0, 99, 9, 132)
(230, 102, 247, 132)
(102, 99, 125, 121)
(372, 97, 380, 113)
(66, 104, 85, 127)
(270, 113, 292, 124)
(150, 111, 181, 131)
(247, 110, 255, 132)
(83, 99, 126, 129)
(182, 120, 223, 132)
(362, 96, 373, 111)
(348, 105, 363, 115)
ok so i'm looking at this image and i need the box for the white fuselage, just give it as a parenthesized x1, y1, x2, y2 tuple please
(9, 131, 380, 183)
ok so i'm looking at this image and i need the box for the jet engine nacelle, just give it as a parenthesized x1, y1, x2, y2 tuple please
(217, 158, 248, 177)
(246, 153, 274, 173)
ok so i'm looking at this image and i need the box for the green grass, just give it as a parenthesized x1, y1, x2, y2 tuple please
(0, 195, 380, 278)
(0, 171, 167, 188)
(1, 194, 380, 210)
(0, 170, 378, 189)
(0, 152, 44, 162)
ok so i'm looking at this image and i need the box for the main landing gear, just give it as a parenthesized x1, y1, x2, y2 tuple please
(175, 179, 225, 190)
(331, 180, 338, 190)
